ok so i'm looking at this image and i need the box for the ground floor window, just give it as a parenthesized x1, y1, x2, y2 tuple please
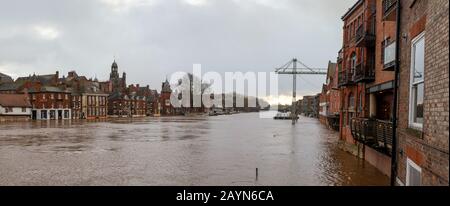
(406, 158, 422, 186)
(64, 110, 69, 119)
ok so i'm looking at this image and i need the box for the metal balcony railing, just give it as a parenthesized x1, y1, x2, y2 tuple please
(351, 118, 376, 143)
(338, 70, 354, 87)
(383, 0, 398, 21)
(355, 23, 376, 47)
(351, 118, 393, 156)
(354, 63, 375, 83)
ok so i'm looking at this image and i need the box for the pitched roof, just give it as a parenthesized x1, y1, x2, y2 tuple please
(0, 94, 31, 107)
(16, 74, 57, 85)
(161, 80, 172, 93)
(0, 82, 22, 91)
(327, 61, 337, 79)
(0, 72, 13, 83)
(341, 0, 364, 20)
(28, 86, 70, 93)
(108, 91, 126, 100)
(70, 81, 107, 95)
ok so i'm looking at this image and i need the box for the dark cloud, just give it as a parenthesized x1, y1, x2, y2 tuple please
(0, 0, 357, 103)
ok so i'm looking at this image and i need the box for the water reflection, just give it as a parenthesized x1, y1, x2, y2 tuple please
(0, 113, 388, 186)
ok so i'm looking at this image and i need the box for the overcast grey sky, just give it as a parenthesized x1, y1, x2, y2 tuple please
(0, 0, 357, 104)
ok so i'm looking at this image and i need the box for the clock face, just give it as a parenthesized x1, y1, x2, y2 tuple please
(165, 99, 170, 106)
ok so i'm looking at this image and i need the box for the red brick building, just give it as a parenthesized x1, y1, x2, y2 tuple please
(61, 71, 108, 120)
(107, 91, 147, 117)
(338, 0, 398, 177)
(11, 72, 72, 120)
(127, 84, 158, 116)
(319, 61, 340, 131)
(160, 79, 175, 115)
(28, 86, 72, 120)
(395, 0, 449, 186)
(339, 0, 376, 145)
(335, 0, 449, 184)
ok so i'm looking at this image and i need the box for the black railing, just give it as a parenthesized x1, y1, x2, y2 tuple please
(355, 23, 376, 47)
(383, 0, 397, 20)
(338, 70, 354, 87)
(354, 63, 375, 83)
(351, 118, 393, 156)
(351, 118, 376, 143)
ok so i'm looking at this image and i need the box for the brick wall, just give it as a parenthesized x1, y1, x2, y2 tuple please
(372, 0, 396, 86)
(30, 92, 71, 109)
(397, 0, 449, 186)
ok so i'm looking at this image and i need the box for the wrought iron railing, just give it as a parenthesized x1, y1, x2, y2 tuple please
(355, 19, 376, 47)
(354, 62, 375, 82)
(338, 70, 354, 87)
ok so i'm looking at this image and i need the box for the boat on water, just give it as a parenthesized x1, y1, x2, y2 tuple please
(273, 112, 299, 120)
(209, 110, 224, 116)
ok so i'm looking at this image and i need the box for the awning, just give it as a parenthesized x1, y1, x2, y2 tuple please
(367, 81, 394, 94)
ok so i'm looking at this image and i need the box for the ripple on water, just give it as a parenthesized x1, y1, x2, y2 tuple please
(0, 114, 389, 186)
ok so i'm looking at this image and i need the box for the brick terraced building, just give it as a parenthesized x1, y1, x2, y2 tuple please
(332, 0, 449, 185)
(394, 0, 449, 186)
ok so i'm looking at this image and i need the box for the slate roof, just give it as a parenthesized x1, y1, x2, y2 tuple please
(0, 82, 22, 91)
(0, 72, 13, 83)
(28, 86, 70, 93)
(16, 74, 56, 85)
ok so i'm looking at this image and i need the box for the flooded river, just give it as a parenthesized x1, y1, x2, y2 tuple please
(0, 113, 389, 186)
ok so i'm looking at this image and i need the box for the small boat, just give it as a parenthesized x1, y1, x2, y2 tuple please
(273, 112, 299, 120)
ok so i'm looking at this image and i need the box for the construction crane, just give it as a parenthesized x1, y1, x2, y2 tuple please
(275, 58, 327, 125)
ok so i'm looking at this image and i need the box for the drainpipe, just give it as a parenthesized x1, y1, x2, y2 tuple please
(390, 0, 401, 186)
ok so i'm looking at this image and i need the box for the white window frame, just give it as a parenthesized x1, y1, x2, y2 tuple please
(406, 158, 422, 186)
(408, 32, 425, 130)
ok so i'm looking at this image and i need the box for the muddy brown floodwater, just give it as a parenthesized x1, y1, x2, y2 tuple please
(0, 112, 389, 186)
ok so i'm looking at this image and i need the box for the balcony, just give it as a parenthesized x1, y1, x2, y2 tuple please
(338, 70, 354, 87)
(337, 50, 344, 63)
(383, 41, 396, 71)
(351, 118, 393, 156)
(355, 25, 375, 48)
(354, 63, 375, 83)
(383, 0, 398, 21)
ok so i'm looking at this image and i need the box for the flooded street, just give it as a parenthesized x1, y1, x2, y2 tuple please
(0, 113, 389, 186)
